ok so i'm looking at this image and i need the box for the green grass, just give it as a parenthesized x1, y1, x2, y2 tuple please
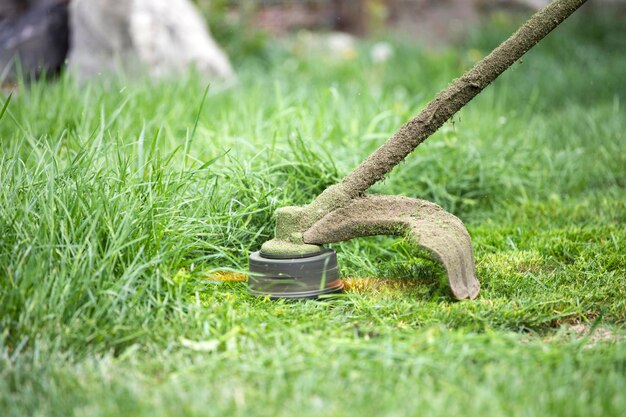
(1, 11, 625, 417)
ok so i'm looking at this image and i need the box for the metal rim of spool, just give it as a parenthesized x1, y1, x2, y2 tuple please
(248, 248, 344, 299)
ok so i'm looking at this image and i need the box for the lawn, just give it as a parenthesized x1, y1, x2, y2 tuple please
(1, 10, 625, 417)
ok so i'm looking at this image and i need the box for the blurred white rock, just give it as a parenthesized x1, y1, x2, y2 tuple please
(290, 31, 357, 61)
(370, 41, 394, 64)
(68, 0, 235, 83)
(325, 32, 357, 60)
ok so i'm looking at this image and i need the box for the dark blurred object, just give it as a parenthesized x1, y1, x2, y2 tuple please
(0, 0, 25, 21)
(0, 0, 65, 22)
(0, 0, 69, 82)
(332, 0, 368, 35)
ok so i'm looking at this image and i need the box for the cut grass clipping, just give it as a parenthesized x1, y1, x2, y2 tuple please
(1, 8, 625, 417)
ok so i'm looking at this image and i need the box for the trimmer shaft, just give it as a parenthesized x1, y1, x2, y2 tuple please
(248, 249, 344, 299)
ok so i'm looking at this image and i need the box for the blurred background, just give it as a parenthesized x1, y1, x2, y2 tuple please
(196, 0, 625, 39)
(1, 0, 625, 86)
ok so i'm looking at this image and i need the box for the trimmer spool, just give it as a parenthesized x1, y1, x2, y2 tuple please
(248, 248, 344, 299)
